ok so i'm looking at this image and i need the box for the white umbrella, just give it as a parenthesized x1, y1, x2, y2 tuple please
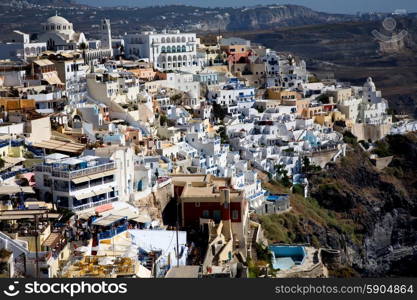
(75, 246, 90, 253)
(98, 257, 114, 265)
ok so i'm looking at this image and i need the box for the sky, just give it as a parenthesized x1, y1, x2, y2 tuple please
(76, 0, 417, 14)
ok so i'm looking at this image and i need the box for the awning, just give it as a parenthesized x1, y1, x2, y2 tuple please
(113, 207, 139, 220)
(102, 170, 116, 177)
(34, 59, 54, 67)
(93, 214, 126, 227)
(74, 191, 95, 200)
(88, 173, 105, 180)
(71, 176, 90, 184)
(32, 139, 85, 154)
(131, 214, 152, 224)
(95, 187, 113, 196)
(95, 203, 113, 214)
(43, 72, 64, 85)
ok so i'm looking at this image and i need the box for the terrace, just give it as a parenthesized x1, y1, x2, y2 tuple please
(35, 155, 116, 179)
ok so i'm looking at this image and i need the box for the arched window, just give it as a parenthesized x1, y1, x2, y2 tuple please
(161, 46, 166, 53)
(177, 45, 181, 52)
(176, 37, 181, 43)
(166, 37, 170, 43)
(161, 37, 165, 43)
(181, 36, 186, 42)
(182, 45, 186, 52)
(167, 46, 171, 53)
(173, 55, 177, 61)
(171, 46, 176, 53)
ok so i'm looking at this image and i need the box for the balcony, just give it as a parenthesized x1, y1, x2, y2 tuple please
(71, 197, 118, 212)
(35, 162, 116, 179)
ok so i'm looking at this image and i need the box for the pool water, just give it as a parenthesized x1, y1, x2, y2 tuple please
(269, 246, 306, 270)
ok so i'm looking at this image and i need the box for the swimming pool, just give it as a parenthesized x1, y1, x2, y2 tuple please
(269, 245, 307, 270)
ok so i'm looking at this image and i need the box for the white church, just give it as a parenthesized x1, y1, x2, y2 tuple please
(37, 15, 113, 62)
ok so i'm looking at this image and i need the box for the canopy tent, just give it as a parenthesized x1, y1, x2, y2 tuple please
(60, 157, 84, 166)
(45, 153, 69, 162)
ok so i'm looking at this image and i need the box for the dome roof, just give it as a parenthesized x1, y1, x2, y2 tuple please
(364, 77, 376, 91)
(47, 15, 71, 25)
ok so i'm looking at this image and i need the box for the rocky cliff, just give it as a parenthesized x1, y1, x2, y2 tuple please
(310, 134, 417, 276)
(226, 5, 353, 31)
(260, 133, 417, 277)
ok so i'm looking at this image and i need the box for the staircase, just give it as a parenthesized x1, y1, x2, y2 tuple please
(0, 231, 29, 256)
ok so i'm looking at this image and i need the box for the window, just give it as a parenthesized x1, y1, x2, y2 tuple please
(232, 210, 239, 220)
(202, 210, 209, 218)
(195, 202, 200, 207)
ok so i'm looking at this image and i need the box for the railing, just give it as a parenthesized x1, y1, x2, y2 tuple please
(157, 177, 172, 189)
(248, 191, 265, 201)
(98, 223, 128, 240)
(71, 197, 118, 212)
(35, 162, 116, 179)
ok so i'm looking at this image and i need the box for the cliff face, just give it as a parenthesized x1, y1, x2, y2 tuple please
(226, 5, 352, 31)
(309, 133, 417, 276)
(260, 133, 417, 277)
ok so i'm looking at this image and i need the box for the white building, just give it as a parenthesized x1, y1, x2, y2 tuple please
(337, 78, 391, 125)
(38, 15, 112, 61)
(159, 72, 201, 108)
(0, 31, 47, 60)
(50, 53, 88, 103)
(265, 50, 308, 89)
(208, 78, 255, 107)
(34, 154, 119, 212)
(39, 15, 88, 51)
(124, 30, 199, 71)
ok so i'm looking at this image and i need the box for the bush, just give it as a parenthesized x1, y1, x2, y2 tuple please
(372, 140, 392, 157)
(292, 184, 304, 196)
(343, 131, 357, 145)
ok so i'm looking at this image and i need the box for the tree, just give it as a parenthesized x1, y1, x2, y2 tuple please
(255, 106, 265, 113)
(212, 102, 228, 121)
(217, 126, 229, 144)
(274, 164, 291, 187)
(302, 156, 311, 173)
(159, 114, 168, 126)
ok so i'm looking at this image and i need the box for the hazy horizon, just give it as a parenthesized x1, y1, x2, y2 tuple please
(75, 0, 417, 14)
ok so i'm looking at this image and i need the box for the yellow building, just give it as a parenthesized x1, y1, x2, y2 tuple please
(266, 88, 302, 102)
(0, 98, 36, 112)
(314, 111, 346, 127)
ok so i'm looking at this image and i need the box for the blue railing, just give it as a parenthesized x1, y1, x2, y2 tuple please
(1, 168, 30, 180)
(98, 224, 128, 240)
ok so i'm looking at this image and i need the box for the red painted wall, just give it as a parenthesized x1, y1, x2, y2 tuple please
(183, 201, 242, 226)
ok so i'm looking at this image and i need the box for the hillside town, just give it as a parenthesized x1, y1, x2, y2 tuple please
(0, 14, 413, 279)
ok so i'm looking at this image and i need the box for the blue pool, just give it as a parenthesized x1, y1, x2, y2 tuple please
(266, 194, 289, 202)
(269, 246, 307, 270)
